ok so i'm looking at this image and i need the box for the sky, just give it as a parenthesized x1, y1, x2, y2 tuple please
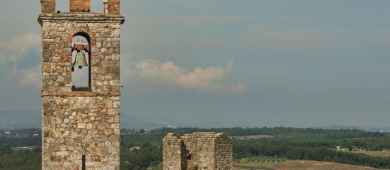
(1, 0, 390, 129)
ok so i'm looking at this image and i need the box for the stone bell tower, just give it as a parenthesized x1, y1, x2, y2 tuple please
(38, 0, 124, 169)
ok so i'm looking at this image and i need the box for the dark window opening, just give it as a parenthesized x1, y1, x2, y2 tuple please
(71, 32, 91, 91)
(185, 149, 192, 160)
(82, 154, 86, 170)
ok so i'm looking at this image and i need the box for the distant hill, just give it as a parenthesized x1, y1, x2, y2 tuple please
(120, 113, 169, 129)
(0, 110, 167, 129)
(3, 109, 390, 131)
(0, 110, 40, 129)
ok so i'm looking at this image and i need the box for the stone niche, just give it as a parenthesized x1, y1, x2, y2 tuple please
(163, 132, 233, 170)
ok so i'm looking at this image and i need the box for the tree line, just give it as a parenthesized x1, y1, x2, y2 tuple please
(1, 127, 390, 170)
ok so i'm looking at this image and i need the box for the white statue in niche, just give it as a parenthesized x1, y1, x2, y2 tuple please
(71, 35, 90, 90)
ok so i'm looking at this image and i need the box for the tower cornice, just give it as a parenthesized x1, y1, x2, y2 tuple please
(41, 91, 121, 97)
(38, 13, 125, 25)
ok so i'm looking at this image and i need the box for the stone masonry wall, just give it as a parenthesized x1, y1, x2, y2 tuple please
(163, 133, 186, 170)
(163, 132, 233, 170)
(70, 0, 91, 13)
(215, 135, 233, 170)
(107, 0, 120, 15)
(182, 133, 216, 170)
(39, 12, 124, 170)
(40, 0, 56, 14)
(40, 0, 120, 14)
(42, 96, 120, 169)
(40, 14, 123, 96)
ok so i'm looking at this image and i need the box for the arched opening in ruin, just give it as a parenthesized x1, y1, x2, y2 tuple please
(71, 32, 91, 91)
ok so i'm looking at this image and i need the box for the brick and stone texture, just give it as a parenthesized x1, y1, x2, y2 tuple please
(41, 0, 56, 14)
(106, 0, 120, 15)
(38, 1, 124, 169)
(70, 0, 91, 13)
(163, 132, 233, 170)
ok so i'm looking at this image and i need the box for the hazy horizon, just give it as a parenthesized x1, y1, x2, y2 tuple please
(1, 109, 389, 130)
(2, 0, 390, 129)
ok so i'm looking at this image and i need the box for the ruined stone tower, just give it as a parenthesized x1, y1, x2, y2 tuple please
(38, 0, 124, 169)
(163, 132, 233, 170)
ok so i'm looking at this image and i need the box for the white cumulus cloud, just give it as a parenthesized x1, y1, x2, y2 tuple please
(12, 66, 40, 88)
(0, 33, 40, 88)
(0, 33, 40, 61)
(125, 59, 246, 94)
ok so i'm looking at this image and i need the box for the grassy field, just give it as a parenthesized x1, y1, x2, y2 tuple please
(234, 157, 286, 170)
(234, 159, 381, 170)
(352, 150, 390, 158)
(148, 157, 382, 170)
(273, 160, 380, 170)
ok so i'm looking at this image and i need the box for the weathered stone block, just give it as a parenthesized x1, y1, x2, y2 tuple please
(107, 0, 120, 15)
(40, 0, 56, 14)
(70, 0, 91, 12)
(163, 132, 233, 170)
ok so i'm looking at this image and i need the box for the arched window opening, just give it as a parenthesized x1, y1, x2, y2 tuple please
(71, 33, 91, 91)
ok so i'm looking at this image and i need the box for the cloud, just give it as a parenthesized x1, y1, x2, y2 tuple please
(122, 16, 249, 56)
(125, 59, 246, 94)
(0, 33, 40, 69)
(241, 24, 390, 49)
(240, 25, 338, 49)
(12, 65, 40, 88)
(127, 16, 244, 25)
(0, 33, 40, 61)
(0, 33, 40, 88)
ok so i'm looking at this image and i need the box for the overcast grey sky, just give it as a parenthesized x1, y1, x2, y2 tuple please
(1, 0, 390, 129)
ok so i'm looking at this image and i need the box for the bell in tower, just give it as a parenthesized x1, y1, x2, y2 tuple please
(38, 0, 125, 169)
(71, 33, 90, 90)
